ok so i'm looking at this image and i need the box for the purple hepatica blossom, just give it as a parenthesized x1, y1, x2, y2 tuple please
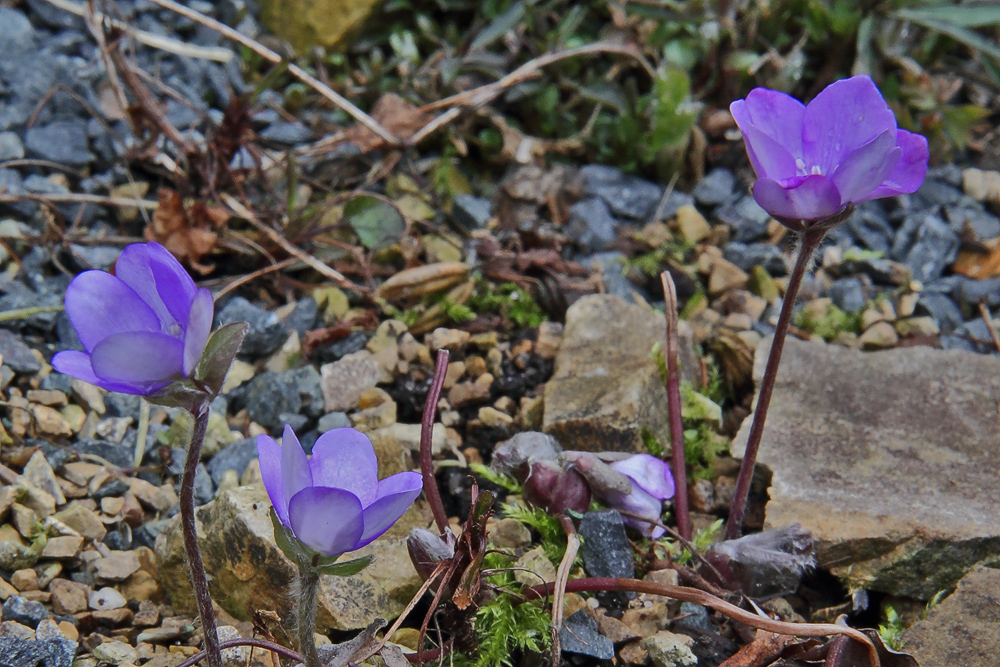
(602, 454, 675, 539)
(258, 426, 423, 557)
(731, 75, 928, 223)
(52, 242, 213, 396)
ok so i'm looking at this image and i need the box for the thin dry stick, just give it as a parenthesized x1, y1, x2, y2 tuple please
(214, 257, 297, 299)
(524, 578, 880, 667)
(43, 0, 234, 61)
(219, 193, 359, 294)
(977, 302, 1000, 353)
(146, 0, 398, 146)
(661, 272, 691, 541)
(176, 638, 303, 667)
(0, 193, 158, 210)
(550, 515, 580, 667)
(421, 350, 451, 535)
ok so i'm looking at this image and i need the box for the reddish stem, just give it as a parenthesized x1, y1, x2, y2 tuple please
(422, 349, 451, 535)
(180, 401, 222, 667)
(176, 638, 303, 667)
(723, 229, 825, 540)
(661, 272, 691, 540)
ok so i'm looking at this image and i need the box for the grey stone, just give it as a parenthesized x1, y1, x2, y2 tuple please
(0, 330, 40, 373)
(915, 178, 963, 208)
(72, 441, 132, 470)
(0, 637, 77, 667)
(940, 318, 998, 355)
(316, 329, 369, 363)
(828, 277, 866, 313)
(215, 296, 289, 357)
(928, 164, 963, 187)
(284, 365, 324, 417)
(206, 438, 258, 486)
(155, 484, 424, 631)
(845, 205, 895, 254)
(916, 292, 964, 334)
(68, 244, 120, 272)
(317, 412, 351, 432)
(566, 197, 617, 252)
(583, 252, 648, 304)
(644, 631, 697, 667)
(580, 164, 664, 221)
(902, 566, 1000, 667)
(723, 242, 788, 276)
(242, 371, 301, 430)
(693, 168, 736, 207)
(0, 170, 35, 218)
(24, 122, 93, 168)
(560, 610, 614, 660)
(716, 195, 770, 243)
(0, 132, 24, 161)
(580, 510, 634, 609)
(0, 9, 35, 55)
(958, 277, 1000, 309)
(543, 295, 695, 452)
(676, 602, 711, 631)
(944, 202, 1000, 241)
(1, 597, 48, 628)
(260, 122, 311, 145)
(451, 194, 492, 229)
(732, 337, 1000, 597)
(891, 213, 960, 283)
(284, 297, 318, 336)
(839, 257, 910, 286)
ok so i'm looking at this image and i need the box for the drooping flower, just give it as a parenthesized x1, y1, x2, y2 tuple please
(730, 75, 929, 223)
(257, 426, 423, 557)
(599, 454, 675, 539)
(52, 242, 213, 396)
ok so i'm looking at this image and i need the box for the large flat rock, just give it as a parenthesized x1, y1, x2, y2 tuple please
(543, 295, 696, 453)
(732, 337, 1000, 598)
(902, 566, 1000, 666)
(155, 484, 425, 631)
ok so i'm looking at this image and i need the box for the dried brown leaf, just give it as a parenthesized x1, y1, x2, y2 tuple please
(952, 238, 1000, 279)
(375, 262, 469, 301)
(342, 94, 430, 153)
(144, 188, 226, 274)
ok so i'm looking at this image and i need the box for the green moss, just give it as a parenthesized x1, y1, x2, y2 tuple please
(468, 279, 546, 328)
(793, 302, 862, 341)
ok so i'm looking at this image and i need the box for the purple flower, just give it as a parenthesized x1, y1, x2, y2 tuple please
(602, 454, 675, 539)
(52, 242, 213, 396)
(730, 75, 928, 222)
(257, 426, 423, 557)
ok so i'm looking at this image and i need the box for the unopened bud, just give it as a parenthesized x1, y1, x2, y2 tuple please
(406, 527, 456, 582)
(523, 460, 591, 515)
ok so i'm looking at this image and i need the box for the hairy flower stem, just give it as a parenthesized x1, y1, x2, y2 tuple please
(180, 401, 222, 667)
(421, 350, 451, 535)
(724, 228, 825, 541)
(296, 566, 322, 667)
(661, 272, 691, 540)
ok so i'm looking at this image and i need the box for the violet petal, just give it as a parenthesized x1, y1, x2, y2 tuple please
(114, 242, 197, 329)
(608, 486, 665, 539)
(288, 486, 365, 556)
(731, 89, 805, 176)
(51, 350, 146, 394)
(280, 425, 312, 510)
(752, 174, 843, 221)
(857, 129, 930, 201)
(611, 454, 675, 500)
(802, 75, 896, 176)
(256, 434, 288, 526)
(90, 331, 184, 386)
(308, 428, 379, 506)
(65, 271, 161, 352)
(182, 288, 214, 376)
(356, 471, 423, 548)
(830, 129, 901, 205)
(731, 114, 800, 182)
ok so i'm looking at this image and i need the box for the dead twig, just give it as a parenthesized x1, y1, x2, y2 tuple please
(145, 0, 398, 146)
(977, 302, 1000, 353)
(0, 193, 158, 210)
(551, 515, 580, 667)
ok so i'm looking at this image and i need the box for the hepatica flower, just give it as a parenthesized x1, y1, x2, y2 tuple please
(52, 242, 213, 396)
(731, 75, 928, 222)
(601, 454, 675, 539)
(258, 426, 423, 557)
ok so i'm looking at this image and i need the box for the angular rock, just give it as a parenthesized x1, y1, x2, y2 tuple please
(560, 610, 614, 660)
(891, 213, 959, 283)
(215, 297, 289, 357)
(902, 566, 1000, 667)
(732, 337, 1000, 597)
(0, 636, 77, 667)
(259, 0, 383, 50)
(451, 194, 492, 230)
(24, 121, 92, 168)
(643, 631, 697, 667)
(155, 484, 424, 631)
(206, 438, 258, 486)
(566, 197, 617, 252)
(544, 295, 696, 452)
(0, 330, 41, 374)
(580, 510, 634, 610)
(692, 168, 736, 207)
(320, 350, 383, 412)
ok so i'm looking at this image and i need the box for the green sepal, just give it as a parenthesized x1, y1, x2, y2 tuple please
(195, 322, 250, 396)
(269, 507, 309, 565)
(146, 380, 207, 411)
(314, 555, 373, 577)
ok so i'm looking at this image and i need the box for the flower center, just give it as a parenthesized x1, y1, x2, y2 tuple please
(169, 323, 182, 337)
(795, 158, 824, 177)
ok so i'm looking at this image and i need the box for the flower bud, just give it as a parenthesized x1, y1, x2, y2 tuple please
(406, 527, 456, 582)
(523, 460, 591, 516)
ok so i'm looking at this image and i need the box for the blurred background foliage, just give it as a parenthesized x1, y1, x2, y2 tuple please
(246, 0, 1000, 183)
